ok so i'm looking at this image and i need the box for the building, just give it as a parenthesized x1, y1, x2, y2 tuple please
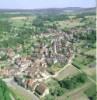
(35, 82, 49, 97)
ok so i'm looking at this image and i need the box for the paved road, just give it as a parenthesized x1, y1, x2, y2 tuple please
(3, 78, 39, 100)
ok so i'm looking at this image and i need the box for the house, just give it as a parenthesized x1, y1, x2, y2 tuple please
(26, 79, 38, 91)
(35, 82, 49, 97)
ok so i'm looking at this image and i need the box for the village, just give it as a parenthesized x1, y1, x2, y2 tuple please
(0, 30, 74, 98)
(0, 4, 96, 100)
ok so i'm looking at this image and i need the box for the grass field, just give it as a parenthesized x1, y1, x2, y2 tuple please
(56, 18, 84, 29)
(84, 49, 96, 57)
(55, 65, 79, 81)
(84, 84, 96, 100)
(65, 92, 89, 100)
(72, 54, 95, 69)
(9, 16, 36, 27)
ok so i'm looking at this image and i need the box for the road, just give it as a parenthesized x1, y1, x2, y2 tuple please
(3, 78, 39, 100)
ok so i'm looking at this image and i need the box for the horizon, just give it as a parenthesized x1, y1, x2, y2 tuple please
(0, 0, 96, 9)
(0, 7, 96, 10)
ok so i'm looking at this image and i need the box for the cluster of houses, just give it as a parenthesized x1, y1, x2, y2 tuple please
(0, 31, 73, 97)
(33, 32, 73, 65)
(14, 76, 49, 97)
(0, 47, 50, 97)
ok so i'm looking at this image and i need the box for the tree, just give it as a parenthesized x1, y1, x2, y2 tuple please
(43, 94, 55, 100)
(59, 73, 87, 90)
(50, 86, 64, 96)
(0, 79, 12, 100)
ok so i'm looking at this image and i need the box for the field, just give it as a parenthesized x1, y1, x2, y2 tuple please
(10, 88, 33, 100)
(55, 65, 79, 80)
(57, 81, 94, 100)
(72, 54, 95, 69)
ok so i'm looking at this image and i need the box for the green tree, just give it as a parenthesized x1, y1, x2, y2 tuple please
(0, 79, 11, 100)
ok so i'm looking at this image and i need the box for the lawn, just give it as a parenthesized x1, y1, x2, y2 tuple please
(84, 84, 96, 100)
